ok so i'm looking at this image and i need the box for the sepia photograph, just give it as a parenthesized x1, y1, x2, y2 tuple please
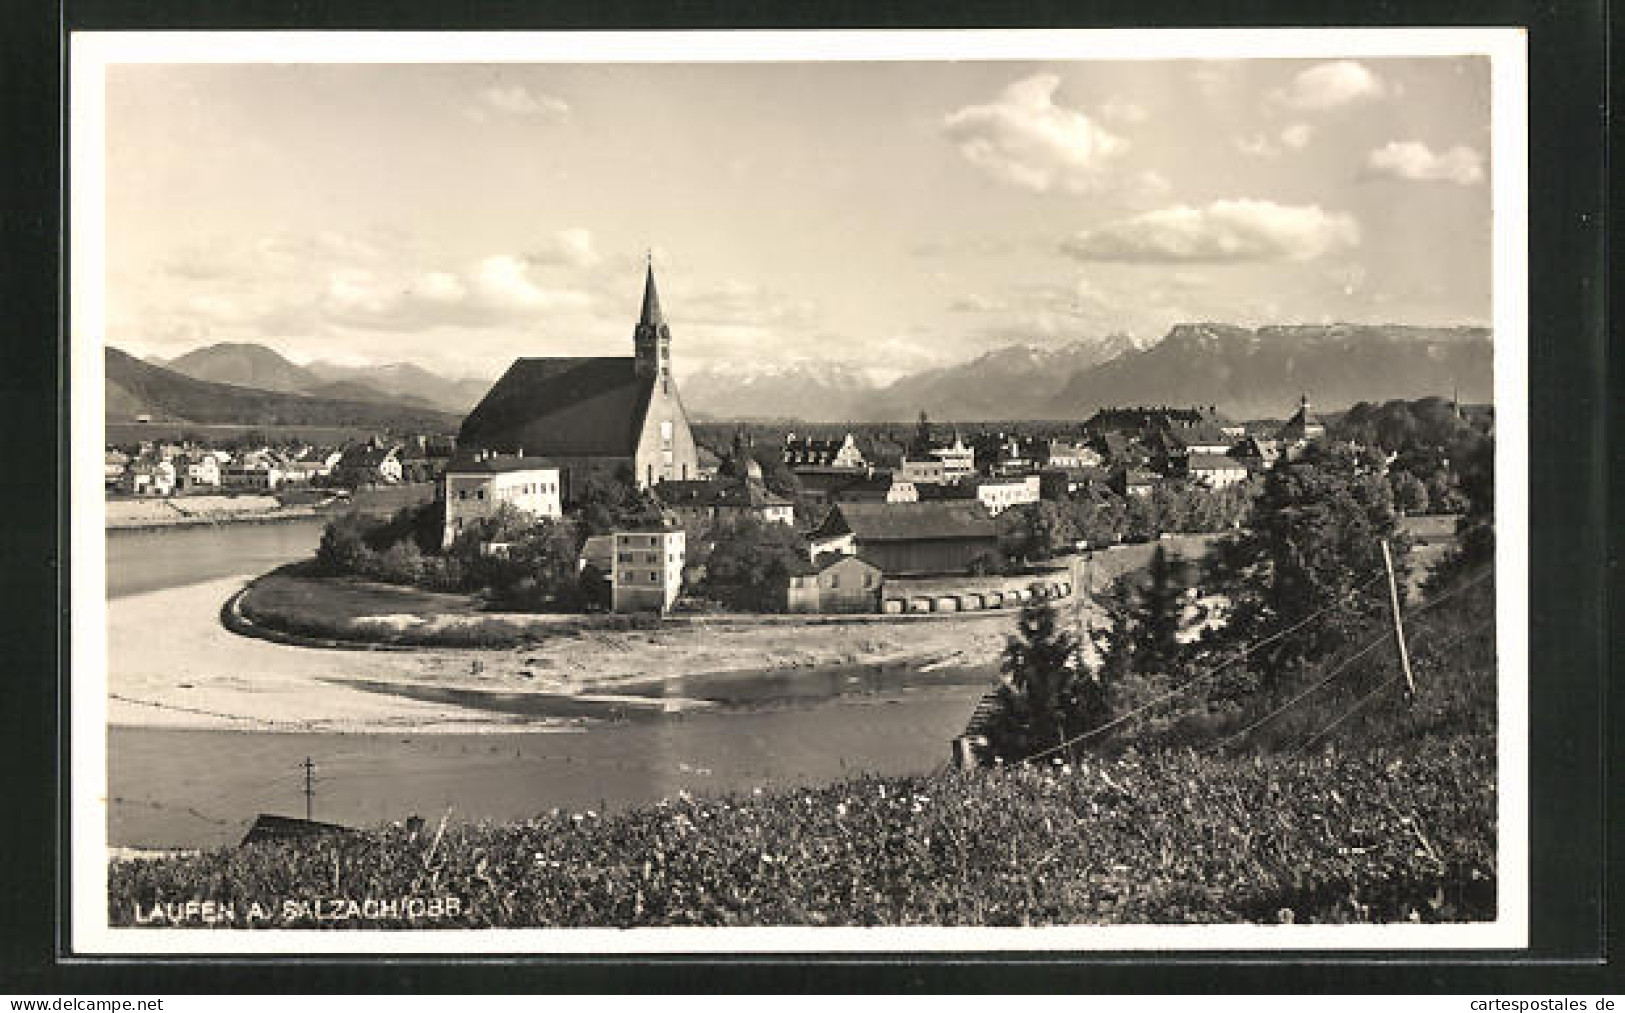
(69, 29, 1528, 954)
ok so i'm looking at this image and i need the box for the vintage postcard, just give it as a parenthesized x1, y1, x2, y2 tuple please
(69, 28, 1528, 954)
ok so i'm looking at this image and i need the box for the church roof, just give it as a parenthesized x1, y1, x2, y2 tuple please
(457, 357, 655, 458)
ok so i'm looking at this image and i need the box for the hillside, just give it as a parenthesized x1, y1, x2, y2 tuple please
(305, 360, 492, 414)
(104, 348, 460, 433)
(163, 342, 323, 393)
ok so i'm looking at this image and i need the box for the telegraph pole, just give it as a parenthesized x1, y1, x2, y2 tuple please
(301, 756, 316, 822)
(1380, 540, 1416, 698)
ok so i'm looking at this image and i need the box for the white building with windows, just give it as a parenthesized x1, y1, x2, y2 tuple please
(899, 456, 947, 485)
(441, 451, 563, 549)
(972, 474, 1042, 515)
(611, 527, 686, 613)
(930, 436, 976, 483)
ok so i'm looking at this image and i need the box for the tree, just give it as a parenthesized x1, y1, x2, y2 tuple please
(1390, 471, 1430, 514)
(698, 516, 810, 612)
(1132, 544, 1187, 676)
(912, 410, 935, 455)
(997, 501, 1077, 563)
(1201, 441, 1405, 696)
(315, 510, 374, 575)
(984, 598, 1111, 763)
(576, 468, 664, 535)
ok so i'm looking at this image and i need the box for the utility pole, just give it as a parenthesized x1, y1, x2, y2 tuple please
(301, 756, 316, 822)
(1380, 540, 1416, 698)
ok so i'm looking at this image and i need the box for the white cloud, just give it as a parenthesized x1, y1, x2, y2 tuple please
(1363, 141, 1486, 185)
(948, 293, 1007, 313)
(526, 227, 601, 268)
(315, 255, 591, 331)
(943, 74, 1128, 193)
(1061, 199, 1361, 264)
(1236, 123, 1315, 158)
(1099, 96, 1149, 124)
(1279, 122, 1315, 149)
(469, 84, 570, 121)
(1235, 134, 1279, 158)
(1272, 61, 1388, 110)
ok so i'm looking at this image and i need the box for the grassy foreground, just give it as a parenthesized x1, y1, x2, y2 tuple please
(109, 736, 1494, 928)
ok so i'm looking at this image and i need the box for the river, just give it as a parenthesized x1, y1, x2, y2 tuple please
(105, 522, 992, 850)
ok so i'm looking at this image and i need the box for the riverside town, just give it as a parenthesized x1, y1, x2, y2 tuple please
(94, 49, 1506, 937)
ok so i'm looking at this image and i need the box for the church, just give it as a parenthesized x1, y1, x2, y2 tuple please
(456, 262, 700, 502)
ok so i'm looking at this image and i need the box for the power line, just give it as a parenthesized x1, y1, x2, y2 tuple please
(1297, 673, 1406, 752)
(1019, 569, 1388, 764)
(1207, 566, 1494, 753)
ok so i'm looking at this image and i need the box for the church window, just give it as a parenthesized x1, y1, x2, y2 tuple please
(660, 421, 673, 445)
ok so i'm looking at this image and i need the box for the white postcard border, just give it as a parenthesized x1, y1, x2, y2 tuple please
(69, 27, 1530, 956)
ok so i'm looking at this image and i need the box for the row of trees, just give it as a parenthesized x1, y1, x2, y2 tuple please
(996, 480, 1257, 564)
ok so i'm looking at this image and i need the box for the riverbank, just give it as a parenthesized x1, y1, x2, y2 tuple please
(106, 576, 1025, 734)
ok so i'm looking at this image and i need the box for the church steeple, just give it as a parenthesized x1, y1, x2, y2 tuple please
(633, 255, 672, 387)
(638, 254, 665, 329)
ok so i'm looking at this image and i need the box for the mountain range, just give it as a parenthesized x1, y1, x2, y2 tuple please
(106, 348, 460, 432)
(152, 342, 490, 413)
(120, 322, 1492, 428)
(680, 324, 1489, 422)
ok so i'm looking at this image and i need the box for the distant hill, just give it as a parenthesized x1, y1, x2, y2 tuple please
(163, 342, 323, 394)
(866, 335, 1142, 421)
(305, 361, 492, 414)
(679, 361, 882, 422)
(1045, 323, 1492, 421)
(104, 347, 460, 432)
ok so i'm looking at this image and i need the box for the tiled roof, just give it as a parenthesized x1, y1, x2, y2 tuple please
(445, 452, 562, 475)
(819, 501, 996, 542)
(1187, 452, 1247, 470)
(457, 357, 655, 458)
(657, 478, 792, 508)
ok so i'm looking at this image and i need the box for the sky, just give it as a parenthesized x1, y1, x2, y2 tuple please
(102, 55, 1493, 382)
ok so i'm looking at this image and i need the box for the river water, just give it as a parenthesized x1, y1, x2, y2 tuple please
(105, 522, 993, 849)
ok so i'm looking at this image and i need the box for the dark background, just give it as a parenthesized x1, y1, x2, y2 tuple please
(1, 0, 1612, 993)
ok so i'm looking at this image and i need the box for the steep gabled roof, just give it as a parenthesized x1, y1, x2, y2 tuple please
(457, 357, 655, 458)
(819, 501, 996, 542)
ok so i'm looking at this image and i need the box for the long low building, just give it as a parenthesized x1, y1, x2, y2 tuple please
(809, 500, 1000, 577)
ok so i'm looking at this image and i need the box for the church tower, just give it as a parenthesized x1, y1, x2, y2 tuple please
(633, 257, 673, 392)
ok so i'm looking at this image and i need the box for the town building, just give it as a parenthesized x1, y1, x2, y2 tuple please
(971, 474, 1041, 515)
(1183, 453, 1250, 489)
(929, 434, 976, 482)
(457, 263, 700, 499)
(1043, 440, 1103, 470)
(1276, 394, 1328, 451)
(611, 527, 686, 613)
(104, 450, 129, 490)
(809, 501, 1000, 577)
(331, 442, 403, 487)
(119, 458, 175, 496)
(898, 456, 947, 486)
(656, 478, 795, 528)
(172, 452, 221, 490)
(828, 471, 919, 505)
(784, 554, 884, 614)
(783, 432, 866, 471)
(917, 473, 1041, 516)
(440, 451, 564, 549)
(1112, 467, 1158, 498)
